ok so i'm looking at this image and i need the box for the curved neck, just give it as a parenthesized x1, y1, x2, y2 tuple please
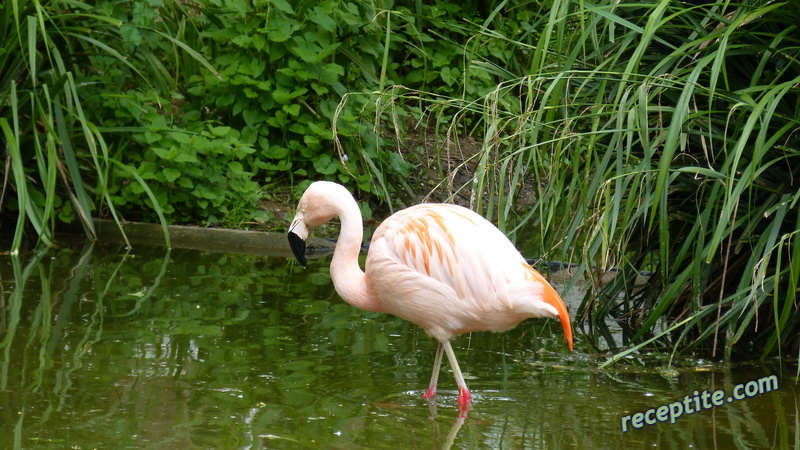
(329, 201, 381, 313)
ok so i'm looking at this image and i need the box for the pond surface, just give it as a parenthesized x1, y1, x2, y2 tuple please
(0, 241, 797, 449)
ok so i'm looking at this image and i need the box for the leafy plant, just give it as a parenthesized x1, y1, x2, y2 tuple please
(1, 0, 535, 237)
(182, 1, 398, 199)
(131, 118, 263, 223)
(0, 0, 224, 248)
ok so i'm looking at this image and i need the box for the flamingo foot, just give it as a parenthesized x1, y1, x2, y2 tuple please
(422, 385, 437, 399)
(457, 386, 471, 406)
(457, 386, 471, 417)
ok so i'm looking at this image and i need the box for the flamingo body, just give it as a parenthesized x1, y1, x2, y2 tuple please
(288, 181, 573, 414)
(366, 204, 570, 343)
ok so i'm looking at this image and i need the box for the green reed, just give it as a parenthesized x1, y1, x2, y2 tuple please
(353, 0, 800, 360)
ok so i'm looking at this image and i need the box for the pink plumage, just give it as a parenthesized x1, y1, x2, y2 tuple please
(288, 181, 573, 415)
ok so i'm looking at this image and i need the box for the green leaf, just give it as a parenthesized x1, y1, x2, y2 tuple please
(163, 167, 181, 182)
(152, 147, 172, 160)
(440, 67, 459, 86)
(210, 126, 232, 137)
(228, 161, 244, 173)
(321, 63, 344, 84)
(283, 104, 301, 116)
(310, 6, 336, 32)
(174, 151, 197, 163)
(292, 43, 321, 63)
(266, 145, 289, 159)
(120, 24, 142, 47)
(268, 0, 294, 14)
(272, 87, 307, 104)
(313, 154, 338, 175)
(243, 108, 267, 127)
(268, 24, 292, 43)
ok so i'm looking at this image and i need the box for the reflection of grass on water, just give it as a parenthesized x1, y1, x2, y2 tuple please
(338, 0, 800, 364)
(1, 240, 797, 448)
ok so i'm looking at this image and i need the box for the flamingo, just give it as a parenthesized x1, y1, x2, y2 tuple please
(287, 181, 573, 414)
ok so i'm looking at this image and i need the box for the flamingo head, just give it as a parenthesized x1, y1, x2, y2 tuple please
(287, 181, 347, 267)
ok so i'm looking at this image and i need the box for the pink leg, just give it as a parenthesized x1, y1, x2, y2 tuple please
(442, 340, 471, 415)
(423, 342, 444, 399)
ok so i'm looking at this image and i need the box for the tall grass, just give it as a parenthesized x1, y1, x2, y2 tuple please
(0, 1, 218, 251)
(352, 0, 800, 359)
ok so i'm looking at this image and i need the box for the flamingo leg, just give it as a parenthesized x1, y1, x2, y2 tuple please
(423, 342, 444, 399)
(441, 340, 471, 413)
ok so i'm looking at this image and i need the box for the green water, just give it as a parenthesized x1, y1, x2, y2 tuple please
(0, 242, 797, 449)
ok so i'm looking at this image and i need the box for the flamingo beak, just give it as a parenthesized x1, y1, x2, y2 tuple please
(540, 284, 573, 351)
(288, 214, 308, 267)
(544, 293, 574, 351)
(524, 264, 574, 351)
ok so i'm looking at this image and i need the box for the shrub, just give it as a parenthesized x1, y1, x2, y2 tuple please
(0, 0, 180, 249)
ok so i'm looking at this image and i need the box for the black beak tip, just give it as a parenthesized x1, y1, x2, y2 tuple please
(288, 231, 307, 267)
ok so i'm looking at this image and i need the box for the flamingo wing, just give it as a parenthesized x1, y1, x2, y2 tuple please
(365, 204, 572, 347)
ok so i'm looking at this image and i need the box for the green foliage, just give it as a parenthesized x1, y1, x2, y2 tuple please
(371, 0, 800, 359)
(181, 0, 413, 204)
(0, 0, 532, 234)
(88, 0, 430, 220)
(4, 0, 797, 360)
(190, 1, 355, 177)
(0, 0, 176, 250)
(100, 89, 264, 224)
(164, 0, 533, 211)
